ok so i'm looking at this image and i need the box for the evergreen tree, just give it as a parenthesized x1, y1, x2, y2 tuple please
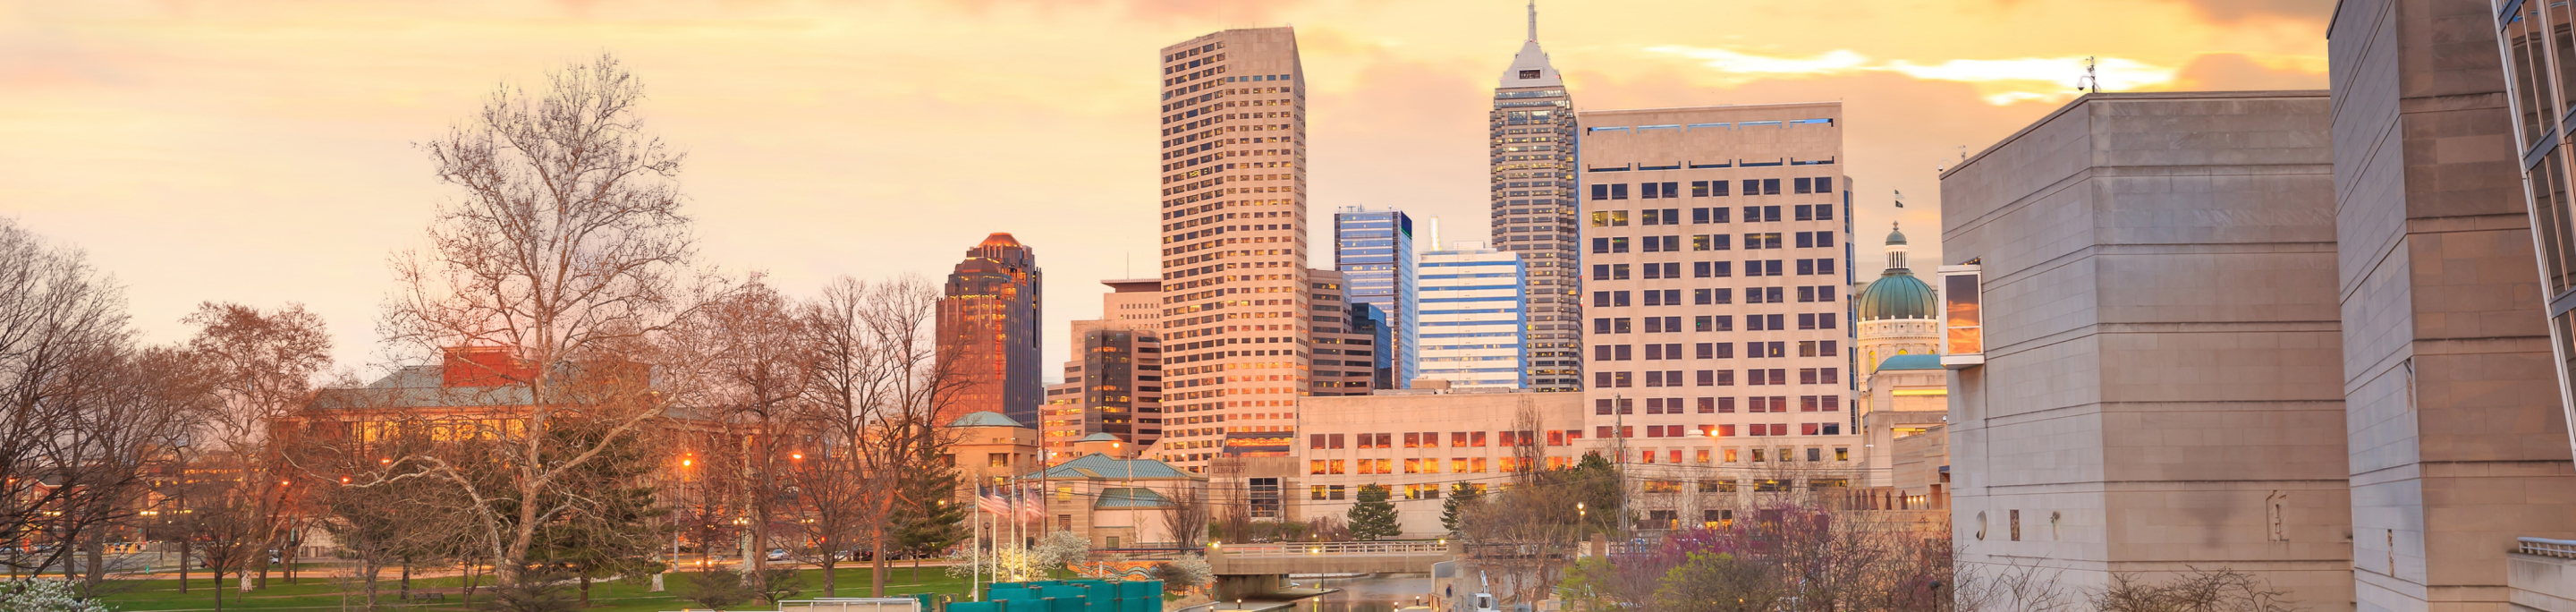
(888, 462, 970, 582)
(1439, 482, 1485, 536)
(526, 425, 672, 607)
(1345, 484, 1401, 540)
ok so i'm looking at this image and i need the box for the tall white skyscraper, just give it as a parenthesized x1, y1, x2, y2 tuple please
(1418, 242, 1530, 389)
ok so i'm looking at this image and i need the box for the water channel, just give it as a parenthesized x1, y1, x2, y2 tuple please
(1293, 574, 1436, 612)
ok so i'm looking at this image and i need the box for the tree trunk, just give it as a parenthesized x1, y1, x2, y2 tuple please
(870, 528, 887, 597)
(212, 569, 225, 612)
(361, 557, 381, 610)
(84, 536, 105, 591)
(178, 539, 190, 593)
(399, 560, 411, 601)
(822, 560, 836, 597)
(580, 574, 592, 608)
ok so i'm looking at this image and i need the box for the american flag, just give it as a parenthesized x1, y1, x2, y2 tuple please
(977, 486, 1010, 515)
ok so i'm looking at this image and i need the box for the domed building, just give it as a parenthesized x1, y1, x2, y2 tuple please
(1855, 223, 1940, 379)
(1852, 223, 1947, 496)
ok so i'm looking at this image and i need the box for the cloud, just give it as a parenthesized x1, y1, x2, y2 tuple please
(1646, 45, 2182, 105)
(2166, 52, 2326, 91)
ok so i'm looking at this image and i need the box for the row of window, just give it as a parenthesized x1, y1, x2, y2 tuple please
(1590, 260, 1843, 281)
(1592, 178, 1836, 200)
(1592, 288, 1839, 307)
(1592, 370, 1847, 388)
(1588, 232, 1835, 253)
(1589, 205, 1835, 226)
(1592, 315, 1842, 334)
(1309, 431, 1542, 449)
(1595, 395, 1840, 414)
(1594, 342, 1841, 361)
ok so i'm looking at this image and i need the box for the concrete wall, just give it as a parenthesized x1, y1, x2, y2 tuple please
(1942, 91, 2354, 608)
(2328, 0, 2576, 608)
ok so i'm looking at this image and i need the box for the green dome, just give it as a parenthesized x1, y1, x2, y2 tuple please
(1857, 269, 1936, 320)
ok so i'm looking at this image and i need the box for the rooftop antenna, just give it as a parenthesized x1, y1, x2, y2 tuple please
(2075, 56, 2099, 94)
(1528, 0, 1538, 41)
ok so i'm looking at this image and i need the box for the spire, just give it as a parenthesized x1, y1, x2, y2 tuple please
(1528, 0, 1538, 41)
(1885, 222, 1911, 271)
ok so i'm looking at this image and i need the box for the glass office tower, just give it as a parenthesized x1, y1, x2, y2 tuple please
(1334, 206, 1418, 387)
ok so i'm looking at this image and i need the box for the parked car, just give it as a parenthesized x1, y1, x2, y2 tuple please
(766, 548, 789, 561)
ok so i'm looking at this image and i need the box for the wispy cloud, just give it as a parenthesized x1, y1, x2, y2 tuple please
(1646, 46, 2185, 105)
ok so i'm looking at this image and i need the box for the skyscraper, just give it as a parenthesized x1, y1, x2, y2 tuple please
(1152, 28, 1309, 472)
(1489, 3, 1581, 392)
(937, 233, 1044, 426)
(1574, 103, 1860, 487)
(1334, 206, 1418, 387)
(1418, 242, 1530, 389)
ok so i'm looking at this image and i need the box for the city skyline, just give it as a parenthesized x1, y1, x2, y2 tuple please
(0, 0, 2332, 372)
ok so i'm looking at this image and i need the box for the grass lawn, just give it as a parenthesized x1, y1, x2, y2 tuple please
(88, 565, 984, 612)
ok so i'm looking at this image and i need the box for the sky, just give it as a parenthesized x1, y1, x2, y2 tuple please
(0, 0, 2333, 374)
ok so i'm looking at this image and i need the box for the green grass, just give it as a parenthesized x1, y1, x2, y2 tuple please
(88, 565, 979, 612)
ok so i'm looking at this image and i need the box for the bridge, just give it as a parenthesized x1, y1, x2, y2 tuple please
(1205, 540, 1456, 599)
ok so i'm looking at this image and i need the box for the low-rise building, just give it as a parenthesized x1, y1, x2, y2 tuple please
(1212, 389, 1587, 538)
(1024, 454, 1206, 548)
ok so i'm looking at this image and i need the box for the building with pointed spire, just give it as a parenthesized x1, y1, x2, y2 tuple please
(938, 233, 1044, 426)
(1489, 2, 1582, 392)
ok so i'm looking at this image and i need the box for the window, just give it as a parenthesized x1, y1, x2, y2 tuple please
(1471, 431, 1487, 446)
(1451, 431, 1469, 447)
(1763, 178, 1780, 195)
(1309, 460, 1328, 474)
(1794, 177, 1813, 194)
(1612, 183, 1630, 200)
(988, 454, 1010, 468)
(1403, 432, 1419, 448)
(2011, 510, 2021, 541)
(1690, 181, 1710, 197)
(1249, 478, 1281, 518)
(1816, 177, 1834, 193)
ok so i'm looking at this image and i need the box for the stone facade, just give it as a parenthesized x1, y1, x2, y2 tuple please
(2330, 0, 2576, 608)
(1941, 91, 2355, 607)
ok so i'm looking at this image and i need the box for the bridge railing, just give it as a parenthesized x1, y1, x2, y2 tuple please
(1214, 540, 1448, 558)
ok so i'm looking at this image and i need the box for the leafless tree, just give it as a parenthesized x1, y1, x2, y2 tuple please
(1159, 483, 1209, 549)
(668, 281, 817, 599)
(375, 53, 734, 588)
(0, 219, 197, 591)
(182, 302, 332, 592)
(797, 276, 971, 597)
(2088, 567, 2297, 612)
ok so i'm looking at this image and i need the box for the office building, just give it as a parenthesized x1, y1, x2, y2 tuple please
(2358, 0, 2576, 607)
(1040, 280, 1166, 459)
(938, 233, 1044, 425)
(1942, 90, 2354, 606)
(1572, 103, 1861, 491)
(1489, 4, 1581, 392)
(1152, 27, 1311, 471)
(1418, 243, 1530, 389)
(1334, 206, 1419, 387)
(1306, 268, 1381, 400)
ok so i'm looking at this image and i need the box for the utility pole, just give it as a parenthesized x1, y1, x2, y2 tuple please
(1613, 394, 1630, 540)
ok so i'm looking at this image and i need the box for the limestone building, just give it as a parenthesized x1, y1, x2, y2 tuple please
(2339, 0, 2576, 607)
(1487, 3, 1581, 391)
(1153, 27, 1312, 471)
(1572, 102, 1861, 487)
(1209, 389, 1589, 537)
(1940, 91, 2355, 607)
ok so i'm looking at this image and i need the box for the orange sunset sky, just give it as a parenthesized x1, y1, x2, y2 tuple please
(0, 0, 2333, 372)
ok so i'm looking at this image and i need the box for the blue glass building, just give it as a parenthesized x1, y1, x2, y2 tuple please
(1334, 207, 1419, 388)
